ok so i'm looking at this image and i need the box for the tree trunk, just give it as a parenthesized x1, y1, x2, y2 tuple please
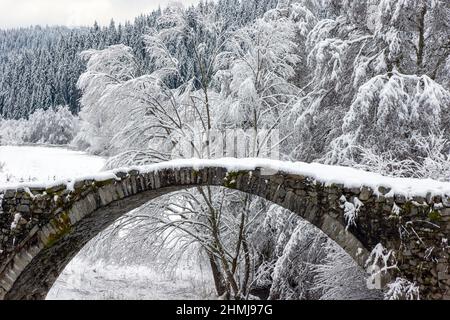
(208, 253, 228, 297)
(416, 3, 427, 71)
(241, 237, 251, 297)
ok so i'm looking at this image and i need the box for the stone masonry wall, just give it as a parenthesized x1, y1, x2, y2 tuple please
(0, 166, 448, 299)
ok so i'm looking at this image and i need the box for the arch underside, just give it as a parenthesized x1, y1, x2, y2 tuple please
(4, 187, 179, 299)
(0, 166, 447, 300)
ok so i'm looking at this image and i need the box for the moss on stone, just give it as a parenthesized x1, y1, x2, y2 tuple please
(93, 179, 115, 188)
(223, 171, 249, 189)
(387, 214, 401, 221)
(402, 202, 412, 214)
(44, 187, 67, 200)
(45, 211, 72, 248)
(428, 210, 442, 222)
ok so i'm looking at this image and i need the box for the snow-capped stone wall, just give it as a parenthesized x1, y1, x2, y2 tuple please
(0, 159, 448, 300)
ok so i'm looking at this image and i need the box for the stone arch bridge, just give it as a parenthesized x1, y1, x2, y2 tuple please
(0, 159, 448, 300)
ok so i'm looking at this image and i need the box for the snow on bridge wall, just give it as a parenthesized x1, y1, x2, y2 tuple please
(0, 158, 448, 300)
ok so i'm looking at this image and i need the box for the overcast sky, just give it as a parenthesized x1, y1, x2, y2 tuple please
(0, 0, 199, 29)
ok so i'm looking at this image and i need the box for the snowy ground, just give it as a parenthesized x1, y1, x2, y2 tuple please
(47, 258, 214, 300)
(0, 145, 105, 188)
(0, 145, 215, 300)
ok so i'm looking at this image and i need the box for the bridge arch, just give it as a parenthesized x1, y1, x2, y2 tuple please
(0, 159, 448, 300)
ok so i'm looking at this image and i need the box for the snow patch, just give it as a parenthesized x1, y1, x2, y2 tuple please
(10, 213, 22, 230)
(3, 157, 450, 200)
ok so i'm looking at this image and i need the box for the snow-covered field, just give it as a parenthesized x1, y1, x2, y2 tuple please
(0, 145, 214, 300)
(47, 259, 214, 300)
(0, 145, 105, 188)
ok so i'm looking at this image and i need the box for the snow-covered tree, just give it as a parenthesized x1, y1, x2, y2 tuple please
(0, 106, 78, 145)
(74, 44, 138, 154)
(384, 278, 420, 300)
(314, 242, 383, 300)
(217, 13, 300, 137)
(325, 72, 450, 165)
(288, 0, 450, 178)
(268, 220, 326, 300)
(251, 205, 381, 300)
